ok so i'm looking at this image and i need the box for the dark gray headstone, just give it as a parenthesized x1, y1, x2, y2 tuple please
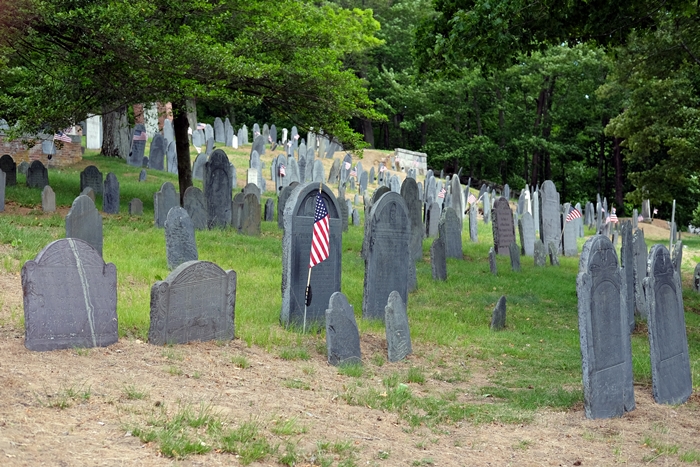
(351, 208, 360, 226)
(224, 119, 234, 147)
(204, 150, 232, 228)
(469, 205, 478, 242)
(385, 291, 412, 362)
(22, 238, 117, 351)
(231, 192, 244, 230)
(644, 244, 692, 405)
(128, 124, 147, 167)
(548, 242, 560, 266)
(540, 180, 561, 253)
(239, 193, 261, 236)
(165, 207, 198, 270)
(192, 152, 207, 180)
(426, 202, 440, 238)
(338, 185, 348, 232)
(139, 169, 146, 182)
(368, 167, 375, 185)
(26, 160, 48, 188)
(214, 117, 225, 143)
(149, 260, 236, 345)
(620, 221, 635, 332)
(281, 183, 343, 328)
(489, 247, 498, 275)
(128, 198, 143, 216)
(438, 207, 462, 259)
(41, 185, 55, 212)
(65, 195, 103, 256)
(518, 212, 535, 256)
(183, 186, 207, 230)
(154, 182, 179, 228)
(400, 177, 424, 262)
(490, 296, 506, 331)
(102, 172, 120, 214)
(492, 197, 516, 256)
(363, 192, 410, 320)
(278, 182, 300, 230)
(298, 157, 306, 184)
(325, 292, 362, 366)
(0, 154, 16, 186)
(509, 242, 521, 272)
(359, 171, 368, 194)
(148, 133, 166, 170)
(430, 237, 447, 281)
(264, 198, 275, 222)
(694, 263, 700, 293)
(328, 158, 341, 184)
(18, 161, 29, 176)
(534, 240, 546, 267)
(243, 182, 261, 203)
(577, 235, 635, 419)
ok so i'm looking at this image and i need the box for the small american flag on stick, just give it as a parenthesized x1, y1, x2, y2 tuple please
(344, 161, 351, 170)
(565, 206, 582, 223)
(132, 129, 147, 141)
(309, 192, 330, 268)
(279, 164, 286, 177)
(196, 123, 206, 131)
(467, 192, 476, 205)
(653, 208, 658, 215)
(379, 165, 386, 173)
(609, 207, 618, 223)
(438, 188, 446, 199)
(53, 131, 71, 143)
(638, 215, 644, 222)
(349, 167, 357, 177)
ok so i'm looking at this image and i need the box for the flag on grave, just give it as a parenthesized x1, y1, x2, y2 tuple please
(344, 161, 351, 171)
(53, 131, 71, 143)
(196, 123, 206, 130)
(565, 206, 582, 223)
(638, 215, 644, 222)
(279, 164, 286, 177)
(309, 192, 330, 268)
(132, 129, 147, 141)
(349, 167, 357, 177)
(609, 207, 618, 223)
(379, 165, 386, 173)
(653, 208, 658, 215)
(467, 192, 476, 205)
(438, 187, 446, 199)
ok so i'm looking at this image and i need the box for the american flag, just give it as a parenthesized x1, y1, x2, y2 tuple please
(268, 135, 272, 143)
(638, 215, 644, 222)
(294, 134, 299, 140)
(653, 208, 658, 215)
(350, 167, 357, 177)
(309, 192, 330, 268)
(279, 164, 286, 177)
(379, 165, 386, 173)
(254, 131, 260, 137)
(609, 207, 618, 223)
(467, 192, 476, 205)
(196, 123, 206, 130)
(344, 161, 351, 170)
(53, 131, 71, 143)
(438, 187, 446, 199)
(132, 129, 147, 141)
(565, 206, 582, 223)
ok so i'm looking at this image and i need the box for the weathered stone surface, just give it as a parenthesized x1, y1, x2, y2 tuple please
(41, 185, 55, 212)
(102, 173, 120, 214)
(183, 186, 207, 230)
(431, 237, 447, 281)
(490, 296, 506, 330)
(577, 235, 635, 419)
(351, 208, 360, 226)
(482, 191, 491, 223)
(469, 204, 478, 242)
(534, 240, 546, 267)
(644, 244, 692, 405)
(671, 240, 683, 278)
(65, 195, 103, 256)
(26, 160, 48, 188)
(154, 182, 179, 229)
(22, 238, 117, 351)
(620, 221, 635, 332)
(192, 152, 207, 180)
(128, 198, 143, 216)
(264, 198, 275, 222)
(278, 182, 300, 230)
(128, 124, 147, 167)
(81, 187, 95, 202)
(540, 180, 561, 253)
(204, 149, 232, 228)
(694, 263, 700, 293)
(492, 197, 515, 255)
(325, 292, 362, 366)
(400, 177, 424, 262)
(312, 159, 325, 183)
(80, 165, 103, 196)
(518, 212, 535, 256)
(509, 242, 521, 272)
(18, 161, 29, 176)
(149, 260, 236, 345)
(239, 193, 261, 236)
(328, 158, 341, 184)
(548, 242, 560, 266)
(385, 291, 412, 362)
(489, 247, 498, 275)
(562, 203, 578, 256)
(0, 154, 17, 186)
(148, 134, 166, 170)
(425, 202, 440, 238)
(438, 207, 462, 259)
(139, 169, 146, 182)
(165, 207, 198, 270)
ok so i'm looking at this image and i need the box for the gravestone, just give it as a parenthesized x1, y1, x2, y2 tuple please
(22, 238, 118, 351)
(166, 141, 178, 174)
(225, 120, 234, 147)
(41, 185, 55, 212)
(214, 117, 225, 143)
(632, 208, 638, 229)
(503, 184, 510, 200)
(534, 240, 546, 267)
(490, 296, 506, 330)
(439, 207, 462, 259)
(239, 193, 261, 236)
(149, 260, 236, 345)
(671, 240, 683, 277)
(205, 137, 214, 155)
(389, 175, 401, 193)
(204, 124, 214, 145)
(431, 237, 447, 281)
(363, 192, 411, 320)
(243, 182, 261, 204)
(482, 191, 491, 223)
(369, 167, 375, 185)
(532, 190, 540, 234)
(264, 198, 275, 222)
(102, 172, 120, 214)
(278, 182, 300, 230)
(385, 291, 412, 362)
(18, 161, 29, 176)
(298, 157, 306, 184)
(281, 183, 343, 328)
(576, 202, 584, 237)
(128, 124, 147, 167)
(204, 150, 232, 228)
(163, 118, 174, 143)
(562, 203, 578, 256)
(577, 235, 635, 419)
(359, 171, 368, 194)
(0, 154, 17, 186)
(231, 192, 244, 230)
(183, 186, 207, 230)
(312, 159, 325, 183)
(469, 205, 478, 242)
(620, 221, 635, 332)
(148, 134, 166, 170)
(139, 169, 147, 182)
(426, 202, 440, 238)
(65, 195, 103, 257)
(694, 263, 700, 293)
(81, 187, 95, 202)
(489, 247, 498, 275)
(192, 129, 204, 147)
(509, 242, 521, 272)
(351, 208, 360, 226)
(518, 212, 535, 256)
(548, 242, 560, 266)
(128, 198, 143, 216)
(400, 177, 424, 262)
(325, 292, 362, 366)
(165, 207, 198, 270)
(192, 152, 207, 180)
(154, 182, 179, 228)
(328, 158, 341, 184)
(26, 160, 49, 188)
(641, 199, 651, 221)
(492, 197, 516, 255)
(539, 180, 561, 253)
(644, 244, 692, 405)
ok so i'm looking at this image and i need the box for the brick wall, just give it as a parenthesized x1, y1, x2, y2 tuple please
(0, 135, 83, 168)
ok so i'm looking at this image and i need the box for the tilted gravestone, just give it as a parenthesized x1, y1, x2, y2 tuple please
(26, 160, 49, 188)
(385, 291, 412, 362)
(239, 193, 261, 236)
(539, 180, 561, 253)
(577, 235, 635, 419)
(489, 247, 498, 275)
(192, 152, 207, 181)
(438, 207, 462, 259)
(518, 212, 535, 256)
(128, 124, 147, 167)
(22, 238, 117, 351)
(620, 221, 635, 332)
(148, 133, 166, 171)
(65, 195, 103, 257)
(102, 172, 120, 214)
(231, 192, 245, 230)
(363, 192, 411, 320)
(400, 177, 424, 262)
(128, 198, 143, 216)
(492, 197, 516, 256)
(165, 207, 198, 270)
(81, 187, 96, 202)
(469, 204, 478, 242)
(281, 183, 343, 328)
(264, 198, 275, 222)
(548, 242, 560, 266)
(41, 185, 55, 212)
(431, 237, 447, 281)
(149, 260, 236, 345)
(154, 182, 179, 228)
(644, 244, 693, 405)
(278, 182, 300, 230)
(509, 242, 521, 272)
(490, 296, 506, 331)
(325, 292, 362, 366)
(534, 240, 546, 267)
(204, 149, 232, 228)
(183, 186, 207, 230)
(0, 154, 16, 186)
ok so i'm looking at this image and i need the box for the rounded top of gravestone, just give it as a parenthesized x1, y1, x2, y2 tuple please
(370, 186, 390, 206)
(369, 191, 410, 227)
(649, 244, 673, 277)
(284, 182, 342, 222)
(579, 235, 618, 274)
(29, 159, 45, 169)
(206, 149, 229, 166)
(158, 181, 176, 194)
(105, 172, 118, 183)
(161, 260, 230, 286)
(400, 177, 419, 200)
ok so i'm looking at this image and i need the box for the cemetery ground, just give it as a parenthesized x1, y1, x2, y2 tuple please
(0, 146, 699, 466)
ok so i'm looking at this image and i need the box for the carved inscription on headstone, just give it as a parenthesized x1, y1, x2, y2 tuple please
(492, 197, 516, 255)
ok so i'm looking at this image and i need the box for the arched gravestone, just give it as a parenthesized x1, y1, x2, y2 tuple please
(539, 180, 561, 252)
(620, 221, 635, 332)
(239, 193, 261, 236)
(325, 292, 361, 366)
(644, 244, 692, 405)
(148, 133, 166, 170)
(149, 260, 236, 346)
(22, 238, 117, 351)
(163, 118, 174, 143)
(278, 182, 300, 229)
(214, 117, 225, 143)
(192, 152, 207, 180)
(577, 235, 635, 419)
(183, 186, 207, 230)
(281, 183, 343, 328)
(26, 160, 49, 188)
(275, 154, 289, 192)
(154, 182, 179, 228)
(102, 172, 120, 214)
(165, 207, 198, 270)
(425, 202, 440, 238)
(166, 141, 178, 174)
(363, 192, 411, 320)
(492, 197, 516, 256)
(0, 154, 17, 186)
(450, 175, 463, 220)
(312, 159, 325, 183)
(128, 124, 147, 167)
(204, 149, 232, 228)
(633, 229, 649, 319)
(439, 207, 462, 259)
(400, 177, 424, 262)
(562, 203, 578, 256)
(66, 195, 103, 257)
(518, 212, 535, 256)
(361, 186, 391, 260)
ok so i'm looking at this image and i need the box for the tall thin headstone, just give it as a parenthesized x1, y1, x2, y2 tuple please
(492, 197, 516, 256)
(518, 212, 535, 256)
(490, 296, 506, 330)
(469, 204, 478, 242)
(400, 177, 424, 262)
(620, 221, 635, 332)
(183, 186, 207, 230)
(204, 149, 232, 228)
(438, 207, 462, 259)
(385, 291, 412, 362)
(633, 229, 648, 319)
(41, 185, 55, 212)
(154, 182, 179, 229)
(148, 134, 166, 170)
(539, 180, 561, 253)
(165, 207, 198, 270)
(65, 195, 103, 257)
(430, 237, 447, 281)
(102, 172, 120, 214)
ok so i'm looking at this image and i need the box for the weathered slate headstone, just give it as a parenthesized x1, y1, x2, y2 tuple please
(328, 158, 341, 184)
(482, 191, 491, 223)
(671, 240, 683, 277)
(81, 187, 95, 202)
(577, 235, 635, 419)
(539, 180, 561, 253)
(18, 161, 29, 176)
(490, 296, 506, 330)
(312, 159, 325, 183)
(264, 198, 275, 222)
(281, 183, 343, 328)
(492, 197, 516, 256)
(154, 182, 179, 228)
(278, 182, 300, 230)
(469, 205, 478, 242)
(532, 190, 540, 234)
(239, 193, 261, 236)
(166, 141, 178, 174)
(183, 186, 207, 230)
(425, 202, 440, 238)
(534, 240, 546, 267)
(620, 221, 635, 332)
(139, 169, 147, 182)
(102, 172, 120, 214)
(548, 242, 560, 266)
(431, 237, 447, 281)
(128, 124, 147, 167)
(562, 203, 578, 256)
(694, 263, 700, 293)
(0, 154, 17, 186)
(192, 152, 207, 180)
(438, 207, 463, 259)
(509, 242, 521, 272)
(385, 291, 412, 362)
(65, 195, 103, 256)
(214, 117, 225, 143)
(644, 244, 692, 405)
(231, 192, 244, 230)
(351, 208, 360, 226)
(204, 149, 232, 228)
(400, 177, 424, 262)
(22, 238, 117, 351)
(148, 133, 166, 170)
(128, 198, 143, 216)
(363, 192, 411, 320)
(641, 199, 651, 221)
(489, 247, 498, 275)
(163, 118, 174, 143)
(368, 167, 375, 185)
(41, 185, 55, 212)
(165, 207, 198, 270)
(26, 160, 48, 188)
(149, 260, 236, 345)
(325, 292, 362, 366)
(518, 212, 535, 256)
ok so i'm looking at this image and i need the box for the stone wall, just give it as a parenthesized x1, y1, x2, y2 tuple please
(0, 135, 83, 168)
(394, 148, 427, 174)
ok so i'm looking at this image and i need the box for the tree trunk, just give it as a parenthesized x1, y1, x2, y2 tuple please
(186, 98, 197, 135)
(173, 101, 193, 205)
(361, 118, 374, 148)
(472, 93, 483, 137)
(530, 79, 549, 187)
(101, 104, 130, 159)
(420, 121, 427, 147)
(613, 137, 625, 214)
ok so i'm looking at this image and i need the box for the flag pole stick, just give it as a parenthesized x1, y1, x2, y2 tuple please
(303, 182, 324, 334)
